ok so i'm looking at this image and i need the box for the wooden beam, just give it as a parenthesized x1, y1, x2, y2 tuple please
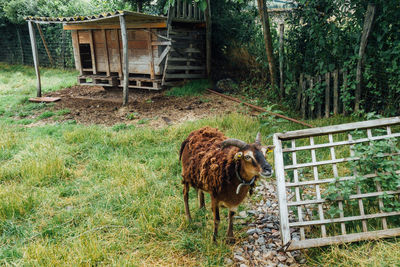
(102, 29, 110, 76)
(147, 29, 155, 79)
(116, 29, 122, 77)
(36, 23, 54, 66)
(63, 22, 167, 31)
(273, 133, 291, 246)
(355, 3, 375, 112)
(71, 30, 82, 75)
(151, 41, 172, 46)
(28, 21, 41, 97)
(288, 228, 400, 251)
(277, 116, 400, 140)
(120, 15, 129, 105)
(89, 30, 97, 74)
(156, 46, 171, 65)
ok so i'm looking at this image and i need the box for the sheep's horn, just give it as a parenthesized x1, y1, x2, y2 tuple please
(221, 139, 247, 149)
(255, 132, 261, 145)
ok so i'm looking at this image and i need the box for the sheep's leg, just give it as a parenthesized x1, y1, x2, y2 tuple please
(198, 190, 205, 209)
(211, 196, 220, 242)
(183, 182, 192, 222)
(227, 210, 236, 243)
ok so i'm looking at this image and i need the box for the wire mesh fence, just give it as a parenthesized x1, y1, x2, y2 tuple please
(0, 23, 75, 69)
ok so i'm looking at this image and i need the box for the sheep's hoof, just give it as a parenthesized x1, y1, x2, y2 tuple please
(212, 235, 217, 243)
(226, 236, 236, 244)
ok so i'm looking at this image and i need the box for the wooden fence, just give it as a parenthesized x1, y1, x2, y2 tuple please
(169, 0, 205, 22)
(296, 69, 348, 119)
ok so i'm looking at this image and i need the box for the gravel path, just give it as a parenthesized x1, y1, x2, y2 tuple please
(228, 181, 306, 267)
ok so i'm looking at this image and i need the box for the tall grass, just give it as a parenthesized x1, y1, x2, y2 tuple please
(165, 79, 211, 97)
(0, 64, 399, 265)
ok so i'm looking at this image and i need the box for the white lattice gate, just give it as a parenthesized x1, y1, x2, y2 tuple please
(273, 117, 400, 250)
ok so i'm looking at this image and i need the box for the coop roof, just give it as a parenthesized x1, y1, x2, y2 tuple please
(24, 10, 166, 25)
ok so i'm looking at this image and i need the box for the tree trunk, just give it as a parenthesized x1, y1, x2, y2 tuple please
(205, 0, 211, 78)
(279, 23, 284, 98)
(137, 0, 143, 12)
(355, 3, 375, 112)
(257, 0, 277, 92)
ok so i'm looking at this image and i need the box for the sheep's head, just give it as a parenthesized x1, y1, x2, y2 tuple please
(221, 132, 274, 180)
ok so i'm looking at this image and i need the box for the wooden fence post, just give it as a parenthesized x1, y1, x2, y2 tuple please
(317, 75, 322, 118)
(119, 14, 129, 106)
(308, 77, 313, 119)
(279, 23, 285, 97)
(333, 69, 339, 115)
(297, 73, 303, 110)
(355, 3, 375, 112)
(325, 72, 330, 118)
(342, 70, 348, 115)
(28, 21, 41, 97)
(301, 75, 307, 119)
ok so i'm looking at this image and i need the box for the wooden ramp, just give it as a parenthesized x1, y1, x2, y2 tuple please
(29, 97, 61, 103)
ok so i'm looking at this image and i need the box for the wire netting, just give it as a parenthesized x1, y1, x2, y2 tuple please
(0, 23, 75, 69)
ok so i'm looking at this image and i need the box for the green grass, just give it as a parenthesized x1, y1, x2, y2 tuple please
(165, 79, 211, 97)
(0, 64, 399, 265)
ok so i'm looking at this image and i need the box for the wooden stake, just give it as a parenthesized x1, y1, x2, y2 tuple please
(28, 21, 41, 97)
(355, 3, 375, 112)
(36, 23, 54, 66)
(119, 15, 129, 106)
(279, 23, 285, 97)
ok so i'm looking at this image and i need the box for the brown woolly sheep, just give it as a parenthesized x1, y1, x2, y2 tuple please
(179, 127, 274, 242)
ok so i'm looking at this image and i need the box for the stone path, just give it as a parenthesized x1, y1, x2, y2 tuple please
(228, 181, 306, 266)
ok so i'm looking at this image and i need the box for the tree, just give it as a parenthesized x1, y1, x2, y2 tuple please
(257, 0, 277, 93)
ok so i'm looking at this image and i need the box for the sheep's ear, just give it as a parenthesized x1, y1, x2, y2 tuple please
(255, 132, 261, 145)
(234, 152, 243, 160)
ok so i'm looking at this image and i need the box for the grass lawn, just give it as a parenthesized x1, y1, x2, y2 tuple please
(0, 63, 399, 266)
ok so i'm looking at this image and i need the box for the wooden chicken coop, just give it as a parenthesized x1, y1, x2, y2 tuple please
(25, 0, 210, 105)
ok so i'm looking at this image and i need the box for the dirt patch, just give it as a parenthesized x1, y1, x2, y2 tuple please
(44, 85, 243, 127)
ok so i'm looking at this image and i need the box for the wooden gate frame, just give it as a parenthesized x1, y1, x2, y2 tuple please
(273, 117, 400, 250)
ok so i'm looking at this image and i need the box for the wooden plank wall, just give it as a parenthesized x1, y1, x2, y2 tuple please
(164, 25, 206, 83)
(75, 29, 163, 77)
